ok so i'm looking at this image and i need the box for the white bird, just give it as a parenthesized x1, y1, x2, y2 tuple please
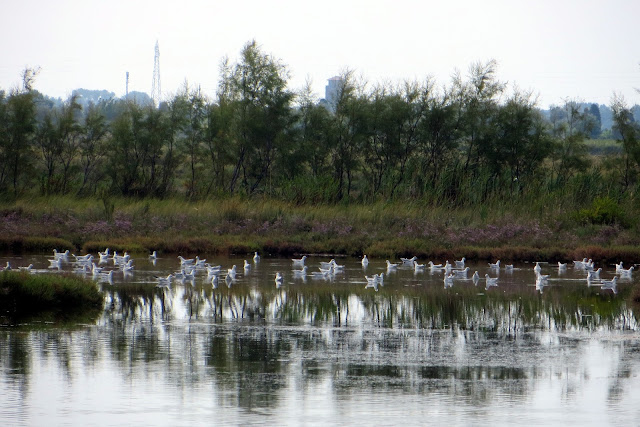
(227, 265, 237, 280)
(573, 258, 588, 269)
(414, 261, 425, 272)
(292, 255, 307, 266)
(454, 257, 466, 269)
(211, 275, 219, 289)
(619, 266, 634, 277)
(444, 274, 454, 288)
(485, 274, 499, 289)
(53, 249, 70, 260)
(615, 262, 624, 273)
(275, 272, 284, 287)
(535, 272, 549, 281)
(178, 255, 195, 266)
(386, 260, 399, 271)
(361, 255, 369, 267)
(96, 270, 114, 283)
(206, 265, 221, 276)
(428, 261, 443, 271)
(253, 252, 260, 262)
(452, 267, 470, 279)
(444, 261, 452, 274)
(91, 262, 103, 275)
(330, 259, 345, 271)
(155, 274, 173, 287)
(18, 264, 33, 272)
(505, 264, 514, 271)
(533, 262, 541, 275)
(243, 260, 251, 271)
(149, 250, 157, 260)
(601, 276, 618, 293)
(489, 260, 500, 269)
(48, 258, 62, 269)
(558, 262, 567, 270)
(292, 266, 307, 277)
(587, 268, 602, 280)
(401, 256, 417, 265)
(472, 271, 480, 283)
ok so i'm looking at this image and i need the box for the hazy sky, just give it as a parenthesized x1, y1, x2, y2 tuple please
(1, 0, 639, 108)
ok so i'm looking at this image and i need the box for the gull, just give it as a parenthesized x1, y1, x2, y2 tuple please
(178, 256, 195, 266)
(253, 252, 260, 263)
(194, 256, 207, 268)
(206, 264, 221, 276)
(601, 276, 618, 293)
(444, 261, 452, 274)
(292, 256, 307, 266)
(485, 274, 499, 289)
(53, 249, 70, 260)
(454, 257, 466, 269)
(535, 277, 548, 293)
(292, 266, 307, 277)
(155, 274, 173, 287)
(386, 260, 399, 271)
(275, 272, 284, 287)
(587, 268, 602, 280)
(489, 260, 500, 269)
(573, 258, 588, 269)
(428, 261, 444, 271)
(444, 274, 454, 288)
(452, 267, 469, 279)
(211, 275, 219, 289)
(558, 262, 567, 270)
(227, 265, 237, 280)
(96, 270, 114, 283)
(414, 261, 425, 272)
(244, 260, 251, 271)
(361, 255, 369, 267)
(533, 262, 541, 275)
(149, 250, 157, 260)
(48, 258, 62, 269)
(472, 271, 480, 284)
(18, 264, 34, 272)
(401, 256, 417, 265)
(535, 272, 549, 281)
(505, 264, 514, 271)
(91, 263, 103, 275)
(615, 262, 624, 273)
(320, 259, 336, 269)
(330, 259, 345, 271)
(618, 266, 634, 277)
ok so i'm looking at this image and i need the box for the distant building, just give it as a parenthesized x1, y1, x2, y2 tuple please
(323, 76, 344, 112)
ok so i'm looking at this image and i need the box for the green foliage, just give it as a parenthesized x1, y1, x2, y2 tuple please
(575, 196, 627, 226)
(0, 271, 103, 313)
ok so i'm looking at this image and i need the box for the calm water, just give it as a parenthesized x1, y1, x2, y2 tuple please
(1, 253, 640, 426)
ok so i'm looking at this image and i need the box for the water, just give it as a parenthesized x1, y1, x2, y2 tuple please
(1, 253, 640, 425)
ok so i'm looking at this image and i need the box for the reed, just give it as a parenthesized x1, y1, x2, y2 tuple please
(0, 271, 104, 313)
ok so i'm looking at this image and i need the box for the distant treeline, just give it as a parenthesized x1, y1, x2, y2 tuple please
(1, 41, 639, 206)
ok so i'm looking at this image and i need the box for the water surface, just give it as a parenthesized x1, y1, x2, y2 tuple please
(1, 253, 639, 425)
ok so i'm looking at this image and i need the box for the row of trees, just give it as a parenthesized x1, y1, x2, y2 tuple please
(1, 41, 639, 205)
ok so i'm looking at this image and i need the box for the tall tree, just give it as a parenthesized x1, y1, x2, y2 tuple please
(221, 40, 294, 195)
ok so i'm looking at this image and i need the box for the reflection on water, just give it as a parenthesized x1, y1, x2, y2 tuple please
(1, 254, 640, 425)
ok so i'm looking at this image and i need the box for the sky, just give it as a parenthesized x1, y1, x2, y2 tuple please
(1, 0, 639, 108)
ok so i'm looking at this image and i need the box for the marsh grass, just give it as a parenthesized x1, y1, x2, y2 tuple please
(1, 195, 640, 261)
(0, 271, 104, 313)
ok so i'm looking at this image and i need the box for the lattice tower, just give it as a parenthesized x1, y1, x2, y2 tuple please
(151, 40, 161, 106)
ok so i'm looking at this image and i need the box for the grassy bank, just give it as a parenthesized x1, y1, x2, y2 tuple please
(0, 271, 104, 315)
(1, 195, 639, 263)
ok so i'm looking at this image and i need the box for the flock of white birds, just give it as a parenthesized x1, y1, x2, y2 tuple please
(1, 249, 632, 295)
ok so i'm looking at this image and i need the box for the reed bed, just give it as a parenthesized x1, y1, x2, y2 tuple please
(1, 195, 640, 263)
